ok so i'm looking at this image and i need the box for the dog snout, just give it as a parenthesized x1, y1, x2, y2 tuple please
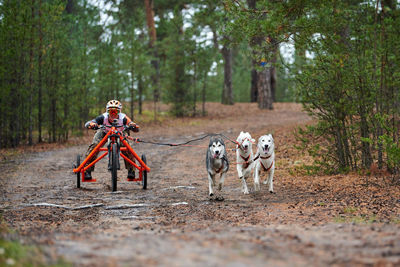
(215, 150, 220, 155)
(244, 144, 248, 149)
(264, 145, 269, 150)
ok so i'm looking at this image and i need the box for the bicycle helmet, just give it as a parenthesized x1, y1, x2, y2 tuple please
(106, 100, 122, 112)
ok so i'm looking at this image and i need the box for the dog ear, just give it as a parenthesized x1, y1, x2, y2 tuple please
(209, 137, 215, 147)
(220, 138, 225, 146)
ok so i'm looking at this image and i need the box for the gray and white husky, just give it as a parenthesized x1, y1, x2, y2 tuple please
(206, 136, 229, 196)
(254, 134, 275, 193)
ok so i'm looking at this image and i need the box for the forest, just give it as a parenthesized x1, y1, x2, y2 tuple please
(1, 0, 399, 174)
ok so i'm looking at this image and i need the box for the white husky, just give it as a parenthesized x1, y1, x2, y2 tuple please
(254, 134, 275, 193)
(236, 131, 255, 194)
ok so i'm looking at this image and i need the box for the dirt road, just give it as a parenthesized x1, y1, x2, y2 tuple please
(1, 103, 399, 266)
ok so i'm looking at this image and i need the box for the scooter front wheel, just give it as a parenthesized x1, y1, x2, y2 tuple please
(111, 143, 118, 192)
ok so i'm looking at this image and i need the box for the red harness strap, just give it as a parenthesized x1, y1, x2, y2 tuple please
(240, 154, 250, 161)
(254, 154, 271, 160)
(260, 161, 274, 172)
(215, 165, 223, 173)
(240, 154, 251, 169)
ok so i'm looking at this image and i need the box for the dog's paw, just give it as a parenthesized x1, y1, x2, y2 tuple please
(209, 192, 214, 197)
(269, 190, 274, 194)
(243, 189, 249, 195)
(215, 195, 224, 201)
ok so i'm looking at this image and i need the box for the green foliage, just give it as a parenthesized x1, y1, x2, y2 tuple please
(379, 134, 400, 171)
(225, 0, 400, 173)
(233, 42, 252, 102)
(0, 214, 70, 266)
(294, 1, 400, 172)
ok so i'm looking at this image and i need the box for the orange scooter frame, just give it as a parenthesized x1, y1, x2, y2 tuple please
(73, 123, 150, 191)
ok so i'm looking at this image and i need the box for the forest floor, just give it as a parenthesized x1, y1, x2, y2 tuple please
(1, 102, 400, 266)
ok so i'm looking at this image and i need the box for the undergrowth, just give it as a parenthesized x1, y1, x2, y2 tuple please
(0, 215, 70, 267)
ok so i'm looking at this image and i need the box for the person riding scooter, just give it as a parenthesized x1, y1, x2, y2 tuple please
(84, 100, 139, 180)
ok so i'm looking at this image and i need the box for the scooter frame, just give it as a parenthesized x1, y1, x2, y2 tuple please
(73, 122, 150, 191)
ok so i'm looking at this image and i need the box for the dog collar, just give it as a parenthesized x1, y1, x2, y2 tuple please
(254, 154, 271, 161)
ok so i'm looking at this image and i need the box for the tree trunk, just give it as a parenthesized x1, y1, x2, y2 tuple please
(209, 5, 234, 106)
(359, 101, 372, 168)
(248, 0, 258, 103)
(257, 67, 273, 109)
(63, 0, 74, 141)
(144, 0, 160, 119)
(221, 45, 233, 105)
(38, 0, 43, 143)
(247, 0, 274, 109)
(66, 0, 74, 13)
(173, 49, 186, 116)
(81, 25, 89, 126)
(14, 11, 28, 147)
(270, 50, 278, 102)
(250, 65, 258, 102)
(335, 127, 346, 170)
(171, 7, 186, 117)
(144, 0, 156, 47)
(130, 35, 135, 120)
(192, 59, 197, 116)
(49, 37, 57, 143)
(138, 74, 143, 115)
(63, 75, 70, 141)
(29, 0, 35, 145)
(130, 66, 135, 120)
(202, 71, 207, 116)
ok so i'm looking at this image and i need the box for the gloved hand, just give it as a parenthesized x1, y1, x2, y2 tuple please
(128, 122, 139, 132)
(88, 122, 99, 130)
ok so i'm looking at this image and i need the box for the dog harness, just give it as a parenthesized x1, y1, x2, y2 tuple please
(215, 163, 224, 173)
(240, 154, 251, 169)
(253, 154, 274, 171)
(260, 160, 274, 172)
(253, 154, 271, 161)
